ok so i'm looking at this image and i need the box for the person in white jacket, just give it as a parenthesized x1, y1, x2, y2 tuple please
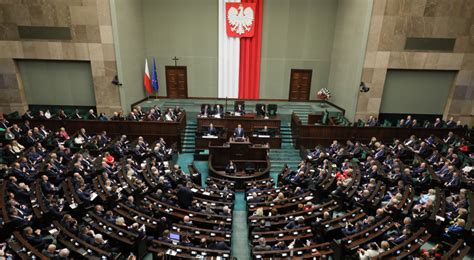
(358, 243, 380, 259)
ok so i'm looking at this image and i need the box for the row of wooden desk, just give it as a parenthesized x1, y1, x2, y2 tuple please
(196, 113, 282, 149)
(291, 113, 468, 148)
(9, 113, 187, 151)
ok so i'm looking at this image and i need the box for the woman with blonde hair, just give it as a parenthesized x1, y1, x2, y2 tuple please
(273, 192, 285, 202)
(253, 207, 264, 217)
(115, 216, 127, 227)
(11, 140, 24, 154)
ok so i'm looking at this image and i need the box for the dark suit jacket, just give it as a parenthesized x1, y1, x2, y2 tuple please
(446, 177, 460, 188)
(177, 187, 194, 209)
(213, 106, 223, 116)
(208, 127, 218, 135)
(235, 106, 245, 114)
(234, 128, 245, 138)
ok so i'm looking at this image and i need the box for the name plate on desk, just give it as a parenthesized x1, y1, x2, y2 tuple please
(234, 112, 241, 116)
(257, 135, 270, 138)
(202, 135, 218, 139)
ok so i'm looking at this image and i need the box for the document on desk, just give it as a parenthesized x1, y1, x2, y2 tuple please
(202, 135, 218, 139)
(166, 249, 177, 256)
(258, 135, 270, 138)
(90, 192, 98, 201)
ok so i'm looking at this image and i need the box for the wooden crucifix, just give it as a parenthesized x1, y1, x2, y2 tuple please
(172, 56, 179, 66)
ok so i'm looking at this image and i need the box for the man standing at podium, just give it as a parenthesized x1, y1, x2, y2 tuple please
(233, 124, 245, 139)
(208, 123, 218, 136)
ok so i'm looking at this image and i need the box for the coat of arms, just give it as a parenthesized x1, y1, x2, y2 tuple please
(226, 3, 256, 37)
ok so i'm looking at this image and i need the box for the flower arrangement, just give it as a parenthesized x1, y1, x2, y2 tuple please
(317, 88, 331, 101)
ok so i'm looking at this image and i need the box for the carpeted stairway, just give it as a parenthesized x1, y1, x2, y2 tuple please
(182, 120, 196, 153)
(163, 100, 314, 259)
(231, 192, 250, 259)
(268, 122, 302, 183)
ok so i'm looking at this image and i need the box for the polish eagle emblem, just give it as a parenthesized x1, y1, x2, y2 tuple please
(227, 4, 254, 35)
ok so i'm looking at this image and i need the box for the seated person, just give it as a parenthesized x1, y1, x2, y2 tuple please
(254, 237, 271, 251)
(358, 243, 380, 259)
(233, 124, 245, 139)
(365, 115, 377, 127)
(23, 226, 50, 249)
(205, 123, 218, 136)
(256, 126, 273, 137)
(257, 104, 267, 117)
(234, 103, 245, 115)
(213, 104, 224, 117)
(225, 161, 236, 174)
(201, 104, 211, 117)
(443, 219, 465, 237)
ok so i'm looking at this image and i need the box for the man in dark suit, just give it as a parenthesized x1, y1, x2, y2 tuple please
(207, 123, 218, 136)
(23, 110, 34, 120)
(233, 124, 245, 139)
(201, 104, 211, 116)
(365, 116, 377, 127)
(77, 185, 92, 201)
(443, 131, 456, 145)
(7, 177, 31, 204)
(235, 104, 245, 114)
(418, 171, 431, 186)
(71, 109, 82, 120)
(0, 118, 9, 129)
(210, 240, 230, 250)
(87, 109, 97, 120)
(419, 143, 431, 158)
(24, 227, 46, 248)
(21, 121, 31, 134)
(127, 111, 138, 121)
(404, 115, 412, 127)
(446, 117, 456, 128)
(40, 175, 59, 195)
(433, 118, 443, 128)
(225, 161, 236, 174)
(257, 104, 267, 117)
(374, 145, 386, 160)
(11, 162, 35, 183)
(351, 142, 362, 158)
(24, 130, 37, 147)
(177, 182, 194, 209)
(445, 171, 461, 189)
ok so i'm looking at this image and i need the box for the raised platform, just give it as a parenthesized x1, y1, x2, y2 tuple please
(135, 98, 344, 124)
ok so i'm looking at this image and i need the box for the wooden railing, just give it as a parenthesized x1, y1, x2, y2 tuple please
(291, 113, 467, 148)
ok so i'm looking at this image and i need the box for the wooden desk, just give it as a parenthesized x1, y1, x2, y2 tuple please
(208, 142, 270, 187)
(197, 114, 281, 149)
(10, 112, 186, 151)
(195, 136, 227, 150)
(209, 140, 268, 166)
(291, 113, 467, 148)
(197, 114, 280, 133)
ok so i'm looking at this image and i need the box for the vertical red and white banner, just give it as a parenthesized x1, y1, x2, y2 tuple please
(218, 0, 241, 98)
(238, 0, 263, 99)
(219, 0, 263, 99)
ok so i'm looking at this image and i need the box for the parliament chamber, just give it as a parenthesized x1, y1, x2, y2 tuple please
(0, 0, 474, 259)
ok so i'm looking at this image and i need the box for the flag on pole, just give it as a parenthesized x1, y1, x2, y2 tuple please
(152, 58, 159, 92)
(144, 59, 153, 94)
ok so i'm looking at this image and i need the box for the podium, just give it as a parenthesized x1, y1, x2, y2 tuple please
(208, 140, 270, 187)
